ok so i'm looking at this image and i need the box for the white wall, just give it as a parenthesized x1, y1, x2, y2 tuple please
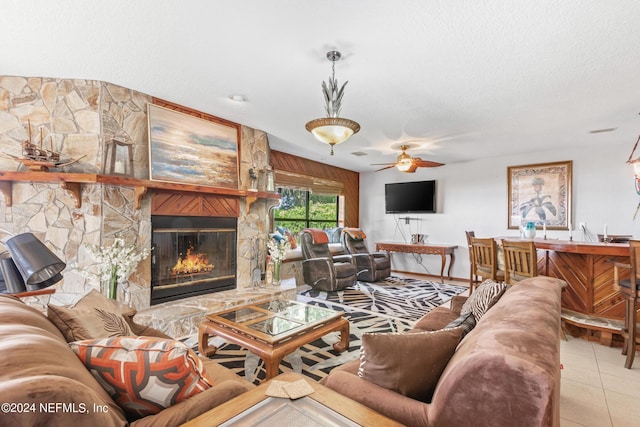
(359, 141, 639, 280)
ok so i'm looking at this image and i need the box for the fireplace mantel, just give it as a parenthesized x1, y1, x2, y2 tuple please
(0, 171, 280, 210)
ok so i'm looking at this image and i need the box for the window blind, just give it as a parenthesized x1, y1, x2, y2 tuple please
(274, 170, 344, 195)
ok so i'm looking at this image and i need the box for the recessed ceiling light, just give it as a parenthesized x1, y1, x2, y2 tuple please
(350, 151, 368, 156)
(589, 127, 617, 134)
(228, 95, 247, 102)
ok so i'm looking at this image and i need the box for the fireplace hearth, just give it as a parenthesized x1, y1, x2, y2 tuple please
(151, 215, 237, 305)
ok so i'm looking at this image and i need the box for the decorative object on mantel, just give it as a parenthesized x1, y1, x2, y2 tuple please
(248, 168, 258, 191)
(104, 137, 135, 176)
(3, 120, 85, 171)
(81, 237, 150, 301)
(305, 50, 360, 155)
(266, 235, 291, 285)
(372, 144, 444, 173)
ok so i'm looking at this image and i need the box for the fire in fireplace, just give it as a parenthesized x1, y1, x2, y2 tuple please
(151, 215, 237, 305)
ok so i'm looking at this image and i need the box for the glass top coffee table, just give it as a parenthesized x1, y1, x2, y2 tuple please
(198, 300, 350, 380)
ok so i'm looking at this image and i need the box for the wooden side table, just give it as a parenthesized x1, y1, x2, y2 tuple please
(182, 372, 403, 427)
(3, 288, 55, 298)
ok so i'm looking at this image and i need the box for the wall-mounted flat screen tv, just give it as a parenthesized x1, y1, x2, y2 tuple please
(385, 180, 437, 213)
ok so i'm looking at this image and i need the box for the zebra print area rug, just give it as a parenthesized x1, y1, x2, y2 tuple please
(191, 276, 466, 384)
(187, 304, 414, 384)
(297, 276, 467, 322)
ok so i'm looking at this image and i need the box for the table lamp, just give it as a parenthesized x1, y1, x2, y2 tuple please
(0, 252, 27, 293)
(3, 233, 66, 292)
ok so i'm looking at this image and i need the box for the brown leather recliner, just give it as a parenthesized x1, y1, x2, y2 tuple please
(300, 228, 357, 291)
(340, 228, 391, 282)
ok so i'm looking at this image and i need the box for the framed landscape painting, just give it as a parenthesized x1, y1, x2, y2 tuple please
(148, 104, 239, 189)
(507, 160, 572, 230)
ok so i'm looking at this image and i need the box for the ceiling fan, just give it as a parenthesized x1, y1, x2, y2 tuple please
(372, 144, 445, 173)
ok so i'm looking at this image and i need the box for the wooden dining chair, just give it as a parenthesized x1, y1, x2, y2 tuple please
(465, 231, 479, 293)
(470, 237, 505, 288)
(501, 239, 538, 284)
(612, 240, 640, 369)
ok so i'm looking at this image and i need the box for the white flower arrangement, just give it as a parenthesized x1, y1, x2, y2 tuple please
(82, 237, 151, 299)
(266, 236, 291, 264)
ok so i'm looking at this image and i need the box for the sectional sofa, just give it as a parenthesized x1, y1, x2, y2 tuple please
(322, 276, 565, 427)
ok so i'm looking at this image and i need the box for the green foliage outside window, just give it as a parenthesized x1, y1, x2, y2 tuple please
(274, 189, 338, 236)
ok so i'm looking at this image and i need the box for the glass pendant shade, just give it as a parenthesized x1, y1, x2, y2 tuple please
(305, 117, 360, 146)
(6, 233, 66, 290)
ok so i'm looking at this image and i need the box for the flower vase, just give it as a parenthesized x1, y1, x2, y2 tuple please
(273, 261, 281, 286)
(108, 266, 118, 299)
(523, 222, 537, 239)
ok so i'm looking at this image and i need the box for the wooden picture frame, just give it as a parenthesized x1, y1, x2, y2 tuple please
(507, 160, 572, 229)
(148, 103, 239, 189)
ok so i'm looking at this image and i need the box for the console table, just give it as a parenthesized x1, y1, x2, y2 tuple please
(375, 242, 458, 282)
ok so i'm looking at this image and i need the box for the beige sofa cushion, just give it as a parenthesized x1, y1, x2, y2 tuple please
(357, 327, 463, 402)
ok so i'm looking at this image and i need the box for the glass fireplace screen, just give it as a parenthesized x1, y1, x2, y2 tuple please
(151, 216, 236, 304)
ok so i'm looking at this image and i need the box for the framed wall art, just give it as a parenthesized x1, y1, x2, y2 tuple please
(148, 103, 239, 189)
(507, 160, 572, 229)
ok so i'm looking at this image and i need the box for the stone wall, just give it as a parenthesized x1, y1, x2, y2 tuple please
(0, 76, 272, 309)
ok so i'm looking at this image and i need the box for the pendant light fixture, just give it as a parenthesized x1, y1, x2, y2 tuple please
(305, 50, 360, 155)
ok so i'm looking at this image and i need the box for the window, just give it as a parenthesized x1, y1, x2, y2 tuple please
(273, 188, 340, 236)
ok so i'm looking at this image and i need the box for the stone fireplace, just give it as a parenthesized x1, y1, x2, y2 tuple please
(150, 215, 237, 305)
(0, 76, 276, 310)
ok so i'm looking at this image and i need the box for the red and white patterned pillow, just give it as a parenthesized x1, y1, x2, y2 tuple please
(69, 336, 214, 419)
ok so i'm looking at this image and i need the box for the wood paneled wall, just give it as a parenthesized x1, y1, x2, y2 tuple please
(270, 150, 360, 227)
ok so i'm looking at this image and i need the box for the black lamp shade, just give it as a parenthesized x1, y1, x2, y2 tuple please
(6, 233, 66, 291)
(0, 252, 27, 293)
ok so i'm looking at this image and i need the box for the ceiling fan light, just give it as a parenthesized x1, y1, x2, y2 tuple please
(396, 158, 414, 172)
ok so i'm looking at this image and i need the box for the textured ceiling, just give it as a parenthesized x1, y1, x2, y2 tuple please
(3, 0, 640, 172)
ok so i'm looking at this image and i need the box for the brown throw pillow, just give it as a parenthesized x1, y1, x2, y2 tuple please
(47, 290, 135, 342)
(48, 304, 133, 342)
(357, 327, 463, 402)
(285, 230, 298, 249)
(74, 289, 137, 318)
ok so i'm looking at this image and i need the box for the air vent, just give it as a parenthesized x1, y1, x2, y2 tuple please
(589, 128, 617, 134)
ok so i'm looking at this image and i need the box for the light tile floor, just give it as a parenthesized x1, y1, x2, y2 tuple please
(560, 337, 640, 427)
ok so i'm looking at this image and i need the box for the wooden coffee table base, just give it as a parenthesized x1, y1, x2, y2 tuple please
(198, 316, 350, 381)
